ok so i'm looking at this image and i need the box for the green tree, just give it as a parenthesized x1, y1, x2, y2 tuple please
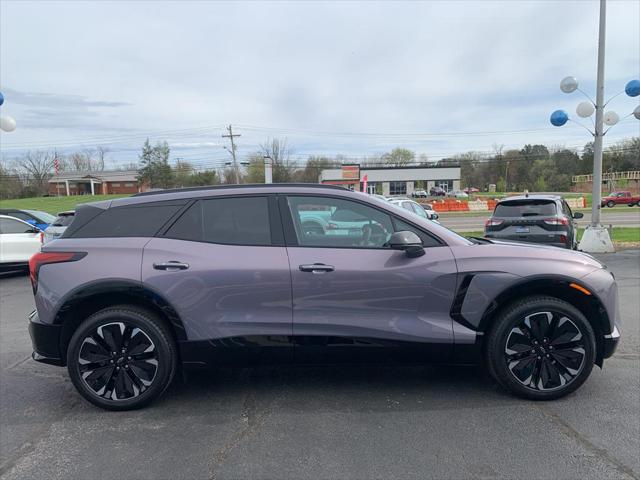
(382, 148, 415, 167)
(244, 153, 266, 184)
(137, 139, 173, 189)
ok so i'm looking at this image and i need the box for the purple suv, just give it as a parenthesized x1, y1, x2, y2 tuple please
(28, 184, 620, 410)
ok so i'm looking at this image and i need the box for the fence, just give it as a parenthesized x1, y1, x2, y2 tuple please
(419, 197, 585, 212)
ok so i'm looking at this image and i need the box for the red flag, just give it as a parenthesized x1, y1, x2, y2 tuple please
(362, 174, 368, 193)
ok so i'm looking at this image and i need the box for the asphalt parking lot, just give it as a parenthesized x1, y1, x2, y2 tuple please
(1, 250, 639, 480)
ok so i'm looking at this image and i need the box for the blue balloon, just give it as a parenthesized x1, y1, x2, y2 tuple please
(0, 91, 4, 106)
(625, 79, 640, 97)
(550, 110, 569, 127)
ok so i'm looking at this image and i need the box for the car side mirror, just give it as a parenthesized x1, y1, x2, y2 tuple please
(387, 231, 425, 258)
(573, 212, 584, 219)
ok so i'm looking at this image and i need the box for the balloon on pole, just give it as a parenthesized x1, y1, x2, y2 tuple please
(604, 111, 619, 126)
(550, 110, 569, 126)
(0, 115, 16, 132)
(0, 91, 4, 106)
(560, 76, 579, 94)
(576, 101, 595, 118)
(625, 79, 640, 97)
(634, 105, 640, 120)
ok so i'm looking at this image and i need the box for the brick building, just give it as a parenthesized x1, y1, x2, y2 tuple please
(48, 170, 144, 196)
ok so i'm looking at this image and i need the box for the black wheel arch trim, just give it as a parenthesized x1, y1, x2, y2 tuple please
(52, 279, 188, 354)
(452, 273, 611, 331)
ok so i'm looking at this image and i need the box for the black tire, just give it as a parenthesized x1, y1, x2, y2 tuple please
(606, 201, 615, 208)
(67, 306, 177, 411)
(485, 295, 596, 400)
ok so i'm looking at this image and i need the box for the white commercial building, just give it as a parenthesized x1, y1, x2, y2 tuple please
(319, 164, 461, 196)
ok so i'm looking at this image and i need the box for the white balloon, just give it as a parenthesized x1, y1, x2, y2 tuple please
(0, 115, 16, 132)
(604, 111, 619, 126)
(576, 101, 595, 118)
(634, 105, 640, 120)
(560, 76, 578, 93)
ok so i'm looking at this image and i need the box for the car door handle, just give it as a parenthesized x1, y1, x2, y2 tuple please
(153, 261, 190, 271)
(299, 263, 335, 274)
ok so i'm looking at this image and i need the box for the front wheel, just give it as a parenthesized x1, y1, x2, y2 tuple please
(606, 201, 615, 208)
(485, 296, 596, 400)
(67, 306, 177, 410)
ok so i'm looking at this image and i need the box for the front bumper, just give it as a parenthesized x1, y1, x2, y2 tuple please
(602, 325, 620, 359)
(28, 310, 64, 366)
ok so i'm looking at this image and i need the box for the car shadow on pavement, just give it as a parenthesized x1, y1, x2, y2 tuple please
(155, 364, 516, 414)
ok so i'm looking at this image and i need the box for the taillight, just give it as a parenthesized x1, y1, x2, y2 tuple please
(543, 217, 569, 226)
(485, 218, 504, 227)
(29, 252, 86, 294)
(39, 232, 44, 244)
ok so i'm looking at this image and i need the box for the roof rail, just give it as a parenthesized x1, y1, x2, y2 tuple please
(132, 183, 349, 197)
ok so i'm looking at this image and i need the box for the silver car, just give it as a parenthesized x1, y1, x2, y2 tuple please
(43, 211, 75, 244)
(389, 198, 439, 220)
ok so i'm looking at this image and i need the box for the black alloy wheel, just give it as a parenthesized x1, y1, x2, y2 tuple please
(78, 322, 159, 400)
(486, 296, 596, 400)
(67, 306, 176, 410)
(504, 312, 586, 391)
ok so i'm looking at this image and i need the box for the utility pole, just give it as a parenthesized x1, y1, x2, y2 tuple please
(222, 125, 241, 184)
(504, 160, 510, 192)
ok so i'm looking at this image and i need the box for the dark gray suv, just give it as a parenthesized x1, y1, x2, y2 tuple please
(28, 184, 619, 410)
(484, 195, 583, 249)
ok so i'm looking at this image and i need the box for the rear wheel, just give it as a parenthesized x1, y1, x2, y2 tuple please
(67, 306, 177, 410)
(485, 296, 595, 400)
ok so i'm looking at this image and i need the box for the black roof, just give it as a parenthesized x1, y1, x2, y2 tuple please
(132, 183, 349, 197)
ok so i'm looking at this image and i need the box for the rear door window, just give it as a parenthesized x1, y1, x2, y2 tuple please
(494, 200, 557, 217)
(165, 196, 272, 246)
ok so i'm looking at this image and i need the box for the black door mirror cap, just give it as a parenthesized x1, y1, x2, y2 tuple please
(573, 212, 584, 219)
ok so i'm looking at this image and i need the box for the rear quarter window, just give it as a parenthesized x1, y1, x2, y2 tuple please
(69, 202, 186, 238)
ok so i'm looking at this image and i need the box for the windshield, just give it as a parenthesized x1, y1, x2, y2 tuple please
(494, 200, 556, 217)
(25, 210, 56, 223)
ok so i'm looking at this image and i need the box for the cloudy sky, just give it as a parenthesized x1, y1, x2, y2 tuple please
(1, 0, 638, 169)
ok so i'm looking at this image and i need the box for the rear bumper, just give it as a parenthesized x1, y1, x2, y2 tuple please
(28, 310, 64, 366)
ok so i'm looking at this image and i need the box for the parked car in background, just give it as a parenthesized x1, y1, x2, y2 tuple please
(411, 190, 428, 198)
(0, 215, 42, 271)
(0, 209, 56, 231)
(429, 186, 446, 196)
(43, 211, 75, 244)
(389, 198, 439, 220)
(463, 187, 479, 194)
(600, 191, 640, 207)
(484, 195, 583, 249)
(371, 194, 390, 202)
(28, 184, 618, 409)
(446, 190, 469, 199)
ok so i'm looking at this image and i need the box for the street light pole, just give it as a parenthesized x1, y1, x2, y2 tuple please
(549, 0, 640, 253)
(591, 0, 607, 227)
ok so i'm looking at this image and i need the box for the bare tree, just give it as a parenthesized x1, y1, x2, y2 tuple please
(14, 151, 55, 195)
(259, 138, 296, 182)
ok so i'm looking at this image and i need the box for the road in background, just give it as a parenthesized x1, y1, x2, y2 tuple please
(1, 251, 638, 480)
(439, 209, 640, 232)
